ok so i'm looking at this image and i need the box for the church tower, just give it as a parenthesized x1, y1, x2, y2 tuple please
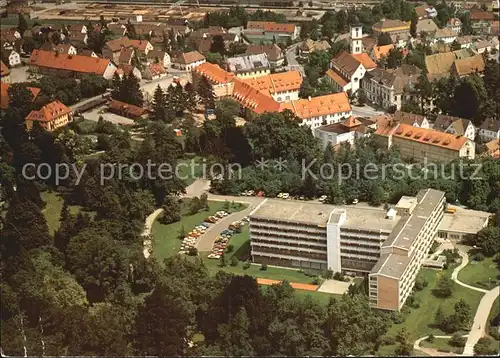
(350, 19, 363, 55)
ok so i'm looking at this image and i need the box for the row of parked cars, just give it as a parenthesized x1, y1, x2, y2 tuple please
(179, 211, 230, 254)
(207, 218, 249, 259)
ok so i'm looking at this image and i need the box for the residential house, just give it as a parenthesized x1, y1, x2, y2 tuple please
(473, 39, 492, 54)
(375, 122, 475, 163)
(450, 54, 485, 77)
(245, 44, 284, 68)
(142, 63, 167, 80)
(226, 53, 271, 78)
(425, 49, 475, 80)
(456, 35, 474, 49)
(416, 19, 439, 36)
(326, 24, 377, 94)
(0, 60, 10, 83)
(171, 51, 206, 71)
(108, 99, 147, 119)
(146, 50, 170, 68)
(431, 28, 457, 45)
(116, 64, 142, 80)
(469, 9, 496, 34)
(241, 70, 302, 102)
(29, 50, 117, 79)
(66, 24, 87, 35)
(414, 4, 438, 19)
(25, 100, 72, 132)
(67, 32, 88, 47)
(299, 39, 331, 56)
(372, 19, 410, 37)
(394, 110, 430, 128)
(434, 114, 476, 140)
(280, 92, 352, 128)
(483, 139, 500, 158)
(371, 44, 393, 62)
(390, 33, 411, 48)
(479, 118, 500, 141)
(103, 37, 154, 63)
(1, 49, 21, 67)
(192, 62, 236, 99)
(244, 21, 299, 42)
(55, 44, 77, 55)
(363, 65, 421, 110)
(1, 83, 40, 110)
(107, 23, 128, 37)
(118, 47, 135, 65)
(446, 18, 462, 34)
(314, 116, 377, 149)
(77, 49, 98, 58)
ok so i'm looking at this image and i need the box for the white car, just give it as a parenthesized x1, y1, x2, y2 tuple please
(282, 193, 290, 199)
(352, 199, 359, 204)
(277, 192, 283, 198)
(319, 195, 327, 202)
(247, 190, 255, 196)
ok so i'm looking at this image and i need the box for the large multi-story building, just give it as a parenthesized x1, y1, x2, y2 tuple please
(369, 189, 445, 311)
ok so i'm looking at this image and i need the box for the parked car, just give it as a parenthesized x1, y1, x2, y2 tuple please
(319, 195, 328, 202)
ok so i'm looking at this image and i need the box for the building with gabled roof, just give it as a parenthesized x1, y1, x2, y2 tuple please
(108, 99, 147, 119)
(479, 117, 500, 142)
(393, 110, 429, 128)
(375, 122, 475, 163)
(371, 44, 393, 61)
(171, 50, 206, 71)
(29, 50, 117, 79)
(226, 53, 271, 79)
(241, 70, 302, 102)
(434, 114, 475, 140)
(244, 21, 299, 43)
(372, 19, 410, 37)
(25, 100, 72, 132)
(102, 37, 153, 63)
(314, 115, 377, 148)
(483, 138, 500, 158)
(450, 54, 485, 77)
(245, 43, 284, 68)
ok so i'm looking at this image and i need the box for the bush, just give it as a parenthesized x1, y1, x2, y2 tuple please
(187, 247, 198, 256)
(323, 269, 334, 279)
(433, 276, 453, 298)
(225, 244, 234, 253)
(312, 278, 321, 285)
(243, 261, 251, 270)
(333, 272, 345, 281)
(414, 276, 429, 291)
(230, 256, 238, 267)
(260, 263, 267, 271)
(472, 252, 485, 261)
(450, 333, 466, 347)
(390, 311, 406, 324)
(427, 334, 435, 343)
(303, 269, 319, 277)
(473, 337, 496, 355)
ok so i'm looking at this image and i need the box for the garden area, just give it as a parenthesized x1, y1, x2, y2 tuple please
(41, 191, 85, 235)
(420, 336, 464, 354)
(377, 265, 485, 355)
(458, 256, 500, 290)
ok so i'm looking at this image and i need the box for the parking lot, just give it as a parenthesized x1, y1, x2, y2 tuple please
(82, 105, 135, 126)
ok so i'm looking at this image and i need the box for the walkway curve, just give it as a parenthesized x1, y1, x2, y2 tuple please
(414, 250, 500, 357)
(142, 208, 164, 259)
(413, 335, 468, 357)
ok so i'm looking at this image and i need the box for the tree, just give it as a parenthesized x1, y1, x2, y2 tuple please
(121, 73, 144, 106)
(452, 299, 472, 331)
(416, 69, 433, 113)
(410, 10, 418, 38)
(152, 85, 166, 121)
(218, 307, 255, 355)
(386, 47, 403, 69)
(160, 195, 181, 224)
(230, 256, 238, 266)
(206, 51, 223, 65)
(17, 13, 29, 36)
(452, 75, 489, 124)
(451, 40, 461, 51)
(357, 88, 367, 106)
(210, 35, 226, 55)
(433, 276, 453, 298)
(475, 226, 500, 257)
(196, 76, 215, 110)
(219, 253, 227, 267)
(377, 32, 392, 46)
(474, 337, 496, 355)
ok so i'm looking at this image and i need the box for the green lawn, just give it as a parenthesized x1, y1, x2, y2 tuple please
(41, 192, 84, 235)
(458, 257, 500, 290)
(420, 337, 463, 354)
(151, 199, 246, 262)
(377, 266, 484, 355)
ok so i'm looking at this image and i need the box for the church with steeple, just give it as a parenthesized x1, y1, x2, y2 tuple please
(325, 18, 377, 95)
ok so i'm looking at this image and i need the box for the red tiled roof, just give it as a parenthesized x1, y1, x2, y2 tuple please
(372, 45, 394, 60)
(1, 83, 41, 110)
(105, 37, 152, 52)
(241, 71, 302, 95)
(470, 10, 495, 21)
(30, 50, 112, 76)
(352, 53, 377, 70)
(25, 100, 70, 122)
(108, 99, 146, 118)
(147, 63, 166, 76)
(193, 62, 235, 84)
(232, 78, 280, 114)
(325, 69, 349, 87)
(247, 21, 296, 34)
(279, 92, 351, 120)
(1, 60, 9, 77)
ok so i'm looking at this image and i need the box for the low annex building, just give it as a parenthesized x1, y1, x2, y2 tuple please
(226, 53, 271, 79)
(244, 21, 299, 42)
(245, 44, 285, 68)
(25, 100, 72, 132)
(171, 50, 206, 71)
(314, 116, 377, 148)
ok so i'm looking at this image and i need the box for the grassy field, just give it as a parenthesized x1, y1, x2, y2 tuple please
(151, 199, 246, 262)
(377, 266, 484, 355)
(41, 191, 84, 235)
(458, 257, 499, 290)
(177, 156, 204, 186)
(420, 337, 464, 354)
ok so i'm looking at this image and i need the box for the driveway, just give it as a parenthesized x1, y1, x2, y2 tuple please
(285, 42, 305, 76)
(82, 105, 135, 125)
(351, 104, 384, 118)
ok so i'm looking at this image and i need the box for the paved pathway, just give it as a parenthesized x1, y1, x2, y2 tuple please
(414, 249, 499, 356)
(142, 208, 164, 259)
(414, 335, 468, 357)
